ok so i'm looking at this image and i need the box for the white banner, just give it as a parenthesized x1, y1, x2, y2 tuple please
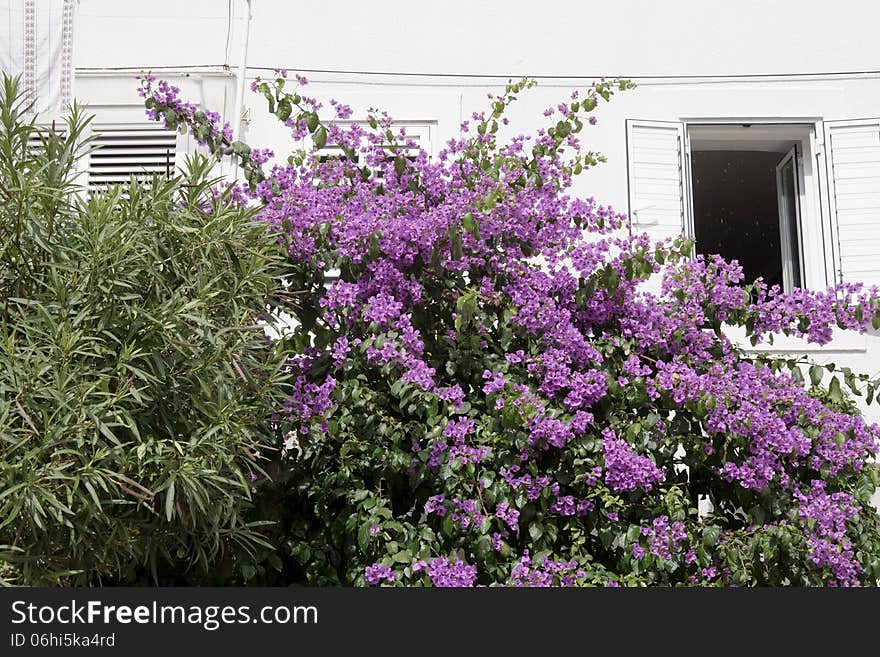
(0, 0, 75, 116)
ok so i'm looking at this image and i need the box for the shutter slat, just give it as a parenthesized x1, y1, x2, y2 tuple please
(92, 142, 176, 151)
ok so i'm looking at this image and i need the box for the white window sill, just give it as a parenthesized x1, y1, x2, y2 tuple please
(723, 324, 868, 353)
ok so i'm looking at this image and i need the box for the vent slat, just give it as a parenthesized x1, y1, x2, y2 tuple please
(92, 142, 176, 148)
(88, 165, 170, 173)
(90, 155, 174, 164)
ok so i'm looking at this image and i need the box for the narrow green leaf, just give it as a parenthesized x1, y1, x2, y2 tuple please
(462, 212, 477, 234)
(165, 481, 175, 522)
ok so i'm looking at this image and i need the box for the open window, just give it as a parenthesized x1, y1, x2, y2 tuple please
(627, 118, 880, 293)
(687, 125, 811, 292)
(776, 146, 802, 291)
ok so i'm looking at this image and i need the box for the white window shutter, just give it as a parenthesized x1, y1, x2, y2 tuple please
(626, 120, 689, 242)
(824, 119, 880, 287)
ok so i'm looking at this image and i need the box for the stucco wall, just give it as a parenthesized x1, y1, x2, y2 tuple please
(75, 0, 880, 77)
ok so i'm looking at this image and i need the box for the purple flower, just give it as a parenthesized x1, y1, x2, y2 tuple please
(364, 563, 396, 586)
(426, 557, 478, 587)
(424, 494, 446, 517)
(603, 429, 665, 492)
(495, 502, 520, 531)
(140, 71, 880, 590)
(509, 551, 586, 587)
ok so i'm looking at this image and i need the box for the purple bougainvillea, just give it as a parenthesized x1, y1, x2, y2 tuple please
(140, 72, 880, 587)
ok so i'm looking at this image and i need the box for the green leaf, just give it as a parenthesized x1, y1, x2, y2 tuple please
(163, 108, 178, 129)
(230, 141, 251, 156)
(844, 369, 861, 396)
(829, 376, 843, 403)
(702, 526, 720, 547)
(461, 212, 477, 235)
(391, 549, 411, 564)
(164, 481, 175, 522)
(449, 227, 463, 261)
(314, 126, 328, 149)
(306, 111, 320, 133)
(277, 98, 292, 122)
(809, 365, 823, 387)
(529, 524, 543, 541)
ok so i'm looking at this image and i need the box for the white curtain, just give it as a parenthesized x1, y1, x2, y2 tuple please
(0, 0, 75, 116)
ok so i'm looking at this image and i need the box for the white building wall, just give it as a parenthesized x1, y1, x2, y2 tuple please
(67, 0, 880, 421)
(75, 0, 880, 77)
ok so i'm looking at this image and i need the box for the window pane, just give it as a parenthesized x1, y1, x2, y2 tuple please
(779, 159, 802, 289)
(691, 150, 784, 288)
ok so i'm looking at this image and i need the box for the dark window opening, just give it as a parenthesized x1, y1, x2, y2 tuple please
(691, 149, 801, 290)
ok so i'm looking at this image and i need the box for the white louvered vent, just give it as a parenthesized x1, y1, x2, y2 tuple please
(316, 121, 434, 165)
(87, 124, 178, 187)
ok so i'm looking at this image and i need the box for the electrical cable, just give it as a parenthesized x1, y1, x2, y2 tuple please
(74, 65, 880, 80)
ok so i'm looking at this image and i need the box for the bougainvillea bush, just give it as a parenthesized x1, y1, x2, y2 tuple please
(141, 71, 880, 587)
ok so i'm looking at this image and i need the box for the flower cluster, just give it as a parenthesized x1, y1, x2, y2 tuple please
(631, 516, 688, 561)
(794, 480, 861, 586)
(508, 551, 587, 587)
(138, 75, 232, 145)
(416, 557, 478, 588)
(364, 563, 396, 586)
(602, 429, 665, 492)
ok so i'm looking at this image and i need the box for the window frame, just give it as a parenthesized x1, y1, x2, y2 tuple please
(680, 118, 832, 292)
(626, 116, 869, 352)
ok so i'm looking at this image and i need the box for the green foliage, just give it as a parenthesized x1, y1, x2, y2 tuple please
(0, 76, 289, 584)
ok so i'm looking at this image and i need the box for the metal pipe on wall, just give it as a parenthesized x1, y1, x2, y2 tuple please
(232, 0, 253, 143)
